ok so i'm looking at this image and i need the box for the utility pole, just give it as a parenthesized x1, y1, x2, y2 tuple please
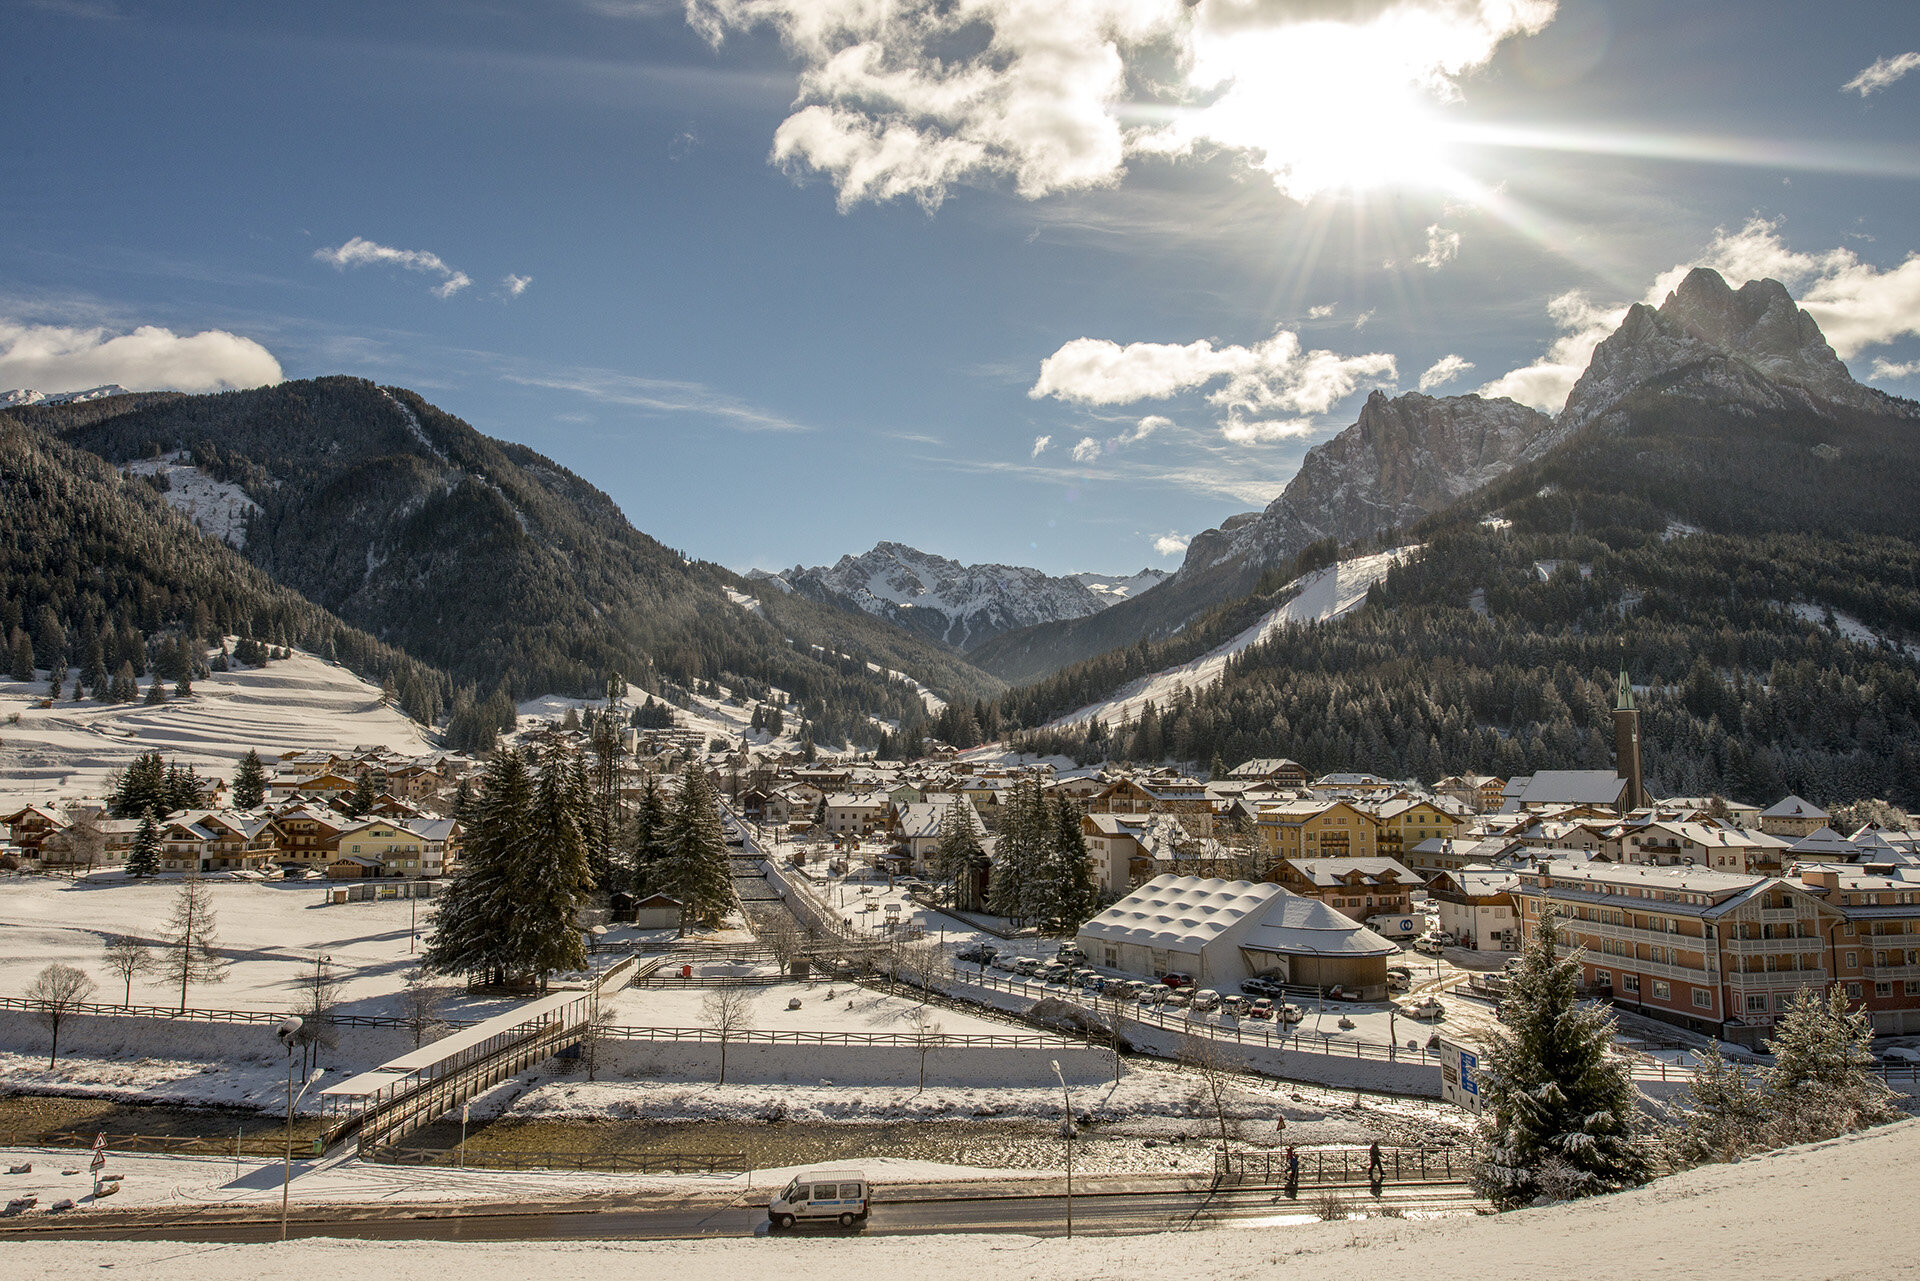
(1051, 1059, 1073, 1239)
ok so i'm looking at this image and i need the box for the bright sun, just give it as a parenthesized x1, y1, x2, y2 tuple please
(1178, 21, 1462, 200)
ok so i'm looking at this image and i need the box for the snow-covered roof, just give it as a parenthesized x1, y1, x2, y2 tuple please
(1239, 895, 1399, 958)
(1788, 826, 1859, 857)
(1078, 876, 1283, 948)
(1282, 857, 1424, 887)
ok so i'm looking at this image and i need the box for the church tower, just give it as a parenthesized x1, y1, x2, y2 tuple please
(1613, 670, 1646, 812)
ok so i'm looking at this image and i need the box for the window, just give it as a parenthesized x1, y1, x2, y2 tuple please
(1623, 974, 1640, 993)
(1907, 981, 1920, 996)
(1876, 982, 1893, 998)
(1746, 995, 1768, 1013)
(1593, 969, 1611, 987)
(1652, 980, 1671, 1000)
(1847, 983, 1863, 999)
(1846, 951, 1858, 969)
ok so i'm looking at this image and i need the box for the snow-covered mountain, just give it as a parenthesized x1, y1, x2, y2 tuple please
(1, 384, 131, 409)
(753, 542, 1167, 650)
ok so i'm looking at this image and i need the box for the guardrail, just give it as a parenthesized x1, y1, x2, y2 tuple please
(368, 1146, 750, 1174)
(597, 1024, 1082, 1048)
(0, 995, 478, 1030)
(948, 968, 1437, 1064)
(0, 1130, 320, 1158)
(1214, 1145, 1460, 1186)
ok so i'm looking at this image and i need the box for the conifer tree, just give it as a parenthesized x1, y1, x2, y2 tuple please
(232, 749, 266, 809)
(1472, 908, 1649, 1207)
(110, 661, 138, 703)
(626, 774, 670, 896)
(933, 794, 987, 908)
(425, 750, 533, 986)
(8, 628, 32, 682)
(160, 877, 230, 1012)
(344, 770, 378, 818)
(144, 678, 167, 705)
(127, 809, 161, 878)
(1042, 793, 1098, 931)
(656, 763, 734, 934)
(507, 747, 594, 986)
(1762, 985, 1902, 1142)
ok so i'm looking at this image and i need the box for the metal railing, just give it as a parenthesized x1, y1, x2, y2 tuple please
(1214, 1145, 1459, 1187)
(597, 1023, 1081, 1048)
(948, 968, 1439, 1064)
(0, 1130, 319, 1158)
(0, 995, 476, 1030)
(368, 1146, 750, 1173)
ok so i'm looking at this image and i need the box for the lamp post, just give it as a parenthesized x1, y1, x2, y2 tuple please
(1050, 1059, 1073, 1239)
(275, 1017, 324, 1240)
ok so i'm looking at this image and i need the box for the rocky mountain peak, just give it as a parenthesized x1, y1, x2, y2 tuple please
(1562, 269, 1888, 433)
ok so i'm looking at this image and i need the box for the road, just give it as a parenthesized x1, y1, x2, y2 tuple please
(2, 1181, 1484, 1244)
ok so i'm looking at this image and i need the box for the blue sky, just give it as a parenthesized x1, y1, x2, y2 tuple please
(4, 0, 1919, 577)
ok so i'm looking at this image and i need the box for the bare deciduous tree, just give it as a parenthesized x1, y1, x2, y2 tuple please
(292, 956, 342, 1080)
(59, 808, 106, 875)
(700, 986, 755, 1085)
(1179, 1032, 1247, 1163)
(577, 990, 619, 1082)
(907, 1006, 945, 1092)
(758, 916, 805, 972)
(100, 934, 152, 1007)
(397, 968, 452, 1049)
(27, 963, 97, 1067)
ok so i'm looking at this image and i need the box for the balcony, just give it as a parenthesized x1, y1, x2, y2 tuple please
(1726, 969, 1826, 991)
(1757, 907, 1805, 924)
(1868, 962, 1920, 982)
(1596, 955, 1716, 985)
(1723, 934, 1815, 954)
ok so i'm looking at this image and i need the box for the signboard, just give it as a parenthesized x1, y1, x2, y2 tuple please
(1437, 1037, 1485, 1114)
(89, 1133, 107, 1174)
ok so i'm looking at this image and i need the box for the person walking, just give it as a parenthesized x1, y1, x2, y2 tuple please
(1284, 1144, 1300, 1200)
(1368, 1140, 1385, 1196)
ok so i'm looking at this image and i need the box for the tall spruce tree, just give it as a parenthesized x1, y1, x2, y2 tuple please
(232, 749, 266, 809)
(506, 747, 594, 987)
(160, 877, 230, 1012)
(1761, 985, 1902, 1143)
(656, 762, 733, 934)
(933, 794, 987, 908)
(626, 774, 670, 896)
(424, 750, 533, 986)
(1472, 908, 1649, 1207)
(987, 779, 1052, 926)
(344, 770, 378, 818)
(127, 808, 161, 878)
(1042, 793, 1099, 932)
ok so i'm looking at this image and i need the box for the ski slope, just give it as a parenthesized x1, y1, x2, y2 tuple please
(0, 647, 430, 808)
(1048, 548, 1416, 729)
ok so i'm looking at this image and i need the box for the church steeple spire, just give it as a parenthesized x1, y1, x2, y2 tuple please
(1613, 668, 1645, 811)
(1615, 668, 1636, 712)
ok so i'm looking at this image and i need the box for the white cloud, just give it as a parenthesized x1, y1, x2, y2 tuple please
(1030, 326, 1395, 443)
(502, 274, 533, 297)
(1307, 304, 1336, 319)
(1070, 435, 1103, 462)
(1870, 357, 1920, 380)
(1030, 433, 1052, 456)
(1476, 289, 1625, 411)
(1412, 224, 1461, 270)
(0, 319, 282, 395)
(1218, 417, 1316, 444)
(316, 237, 473, 298)
(1352, 309, 1376, 329)
(1153, 532, 1189, 557)
(1844, 51, 1920, 96)
(688, 0, 1555, 209)
(1418, 353, 1474, 391)
(502, 367, 808, 432)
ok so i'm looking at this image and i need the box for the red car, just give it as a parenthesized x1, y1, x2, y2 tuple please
(1161, 972, 1195, 990)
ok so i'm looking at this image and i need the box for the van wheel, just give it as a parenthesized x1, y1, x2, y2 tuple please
(774, 1213, 794, 1230)
(839, 1212, 856, 1228)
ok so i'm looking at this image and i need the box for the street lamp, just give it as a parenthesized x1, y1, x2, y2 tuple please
(274, 1017, 325, 1240)
(1050, 1059, 1074, 1239)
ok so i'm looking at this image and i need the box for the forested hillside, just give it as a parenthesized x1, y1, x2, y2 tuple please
(1009, 317, 1920, 809)
(20, 379, 1001, 749)
(0, 412, 453, 721)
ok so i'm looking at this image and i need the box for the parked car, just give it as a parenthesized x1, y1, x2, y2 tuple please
(1246, 997, 1275, 1020)
(1503, 956, 1525, 974)
(1081, 975, 1108, 994)
(1013, 957, 1041, 976)
(1407, 995, 1446, 1020)
(1140, 983, 1171, 1005)
(1161, 971, 1195, 990)
(991, 954, 1021, 972)
(1190, 988, 1222, 1012)
(1277, 1003, 1305, 1024)
(768, 1168, 869, 1230)
(1240, 977, 1280, 997)
(1111, 979, 1146, 1001)
(1055, 944, 1088, 965)
(1386, 967, 1412, 993)
(1219, 994, 1248, 1017)
(1162, 990, 1192, 1009)
(956, 944, 998, 965)
(1413, 937, 1444, 956)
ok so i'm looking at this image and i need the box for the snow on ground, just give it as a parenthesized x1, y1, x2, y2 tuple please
(0, 875, 487, 1019)
(606, 981, 1026, 1042)
(1072, 569, 1169, 603)
(1788, 601, 1920, 661)
(125, 455, 262, 548)
(0, 646, 430, 809)
(1048, 548, 1416, 729)
(7, 1120, 1912, 1280)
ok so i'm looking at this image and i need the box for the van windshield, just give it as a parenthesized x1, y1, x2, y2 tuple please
(781, 1179, 799, 1201)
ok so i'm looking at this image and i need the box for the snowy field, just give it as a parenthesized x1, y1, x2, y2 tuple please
(2, 1119, 1911, 1280)
(607, 981, 1031, 1041)
(0, 875, 474, 1018)
(125, 455, 261, 549)
(0, 647, 430, 809)
(1046, 548, 1416, 729)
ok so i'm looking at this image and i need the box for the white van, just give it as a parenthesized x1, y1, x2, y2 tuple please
(769, 1169, 870, 1229)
